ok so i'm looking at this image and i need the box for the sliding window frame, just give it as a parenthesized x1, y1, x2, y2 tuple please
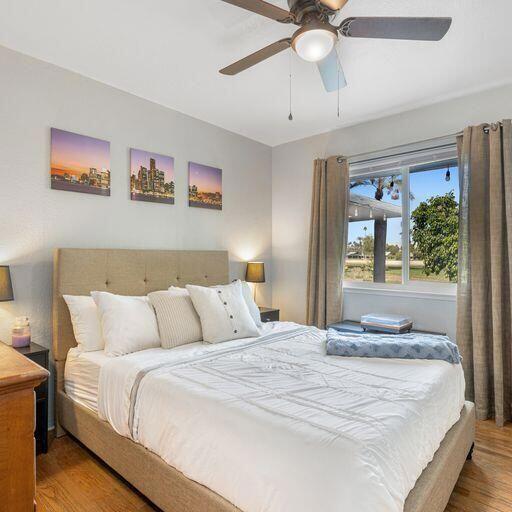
(400, 167, 411, 286)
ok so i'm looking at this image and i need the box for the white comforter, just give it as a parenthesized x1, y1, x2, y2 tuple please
(98, 322, 465, 512)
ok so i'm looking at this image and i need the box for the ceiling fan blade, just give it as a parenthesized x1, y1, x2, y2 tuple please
(340, 17, 452, 41)
(317, 48, 347, 92)
(318, 0, 349, 11)
(221, 0, 293, 23)
(220, 38, 291, 75)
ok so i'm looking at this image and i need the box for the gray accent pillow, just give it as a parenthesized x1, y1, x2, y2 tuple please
(148, 290, 202, 349)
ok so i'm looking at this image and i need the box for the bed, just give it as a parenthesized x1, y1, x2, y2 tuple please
(53, 248, 475, 512)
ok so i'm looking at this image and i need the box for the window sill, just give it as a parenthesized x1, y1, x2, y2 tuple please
(343, 281, 457, 301)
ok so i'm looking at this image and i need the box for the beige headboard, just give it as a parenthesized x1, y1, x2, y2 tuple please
(52, 248, 229, 393)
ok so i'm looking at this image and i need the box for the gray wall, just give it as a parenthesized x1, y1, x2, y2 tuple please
(272, 83, 512, 339)
(3, 40, 512, 428)
(0, 46, 273, 426)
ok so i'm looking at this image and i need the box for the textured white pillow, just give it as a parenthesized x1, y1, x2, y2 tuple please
(91, 291, 160, 356)
(186, 281, 260, 344)
(148, 290, 202, 348)
(239, 280, 262, 328)
(63, 295, 103, 352)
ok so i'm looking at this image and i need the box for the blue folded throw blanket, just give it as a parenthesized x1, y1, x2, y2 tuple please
(326, 329, 461, 364)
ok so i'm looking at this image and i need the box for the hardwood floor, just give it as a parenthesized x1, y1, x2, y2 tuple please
(446, 421, 512, 512)
(36, 435, 158, 511)
(36, 420, 512, 512)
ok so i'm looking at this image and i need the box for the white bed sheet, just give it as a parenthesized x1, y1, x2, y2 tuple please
(65, 322, 294, 417)
(65, 347, 110, 412)
(97, 322, 465, 512)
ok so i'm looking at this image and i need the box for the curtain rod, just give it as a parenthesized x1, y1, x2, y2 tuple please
(343, 122, 503, 165)
(346, 139, 459, 166)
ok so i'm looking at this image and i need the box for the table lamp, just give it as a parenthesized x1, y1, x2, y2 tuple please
(0, 266, 14, 302)
(245, 262, 265, 304)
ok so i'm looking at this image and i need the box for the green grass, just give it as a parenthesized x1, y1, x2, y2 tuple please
(344, 260, 452, 283)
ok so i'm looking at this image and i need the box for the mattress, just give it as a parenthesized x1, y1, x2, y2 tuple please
(97, 322, 466, 512)
(65, 347, 110, 412)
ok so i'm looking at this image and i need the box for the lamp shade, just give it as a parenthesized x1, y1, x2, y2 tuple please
(245, 262, 265, 283)
(0, 266, 14, 302)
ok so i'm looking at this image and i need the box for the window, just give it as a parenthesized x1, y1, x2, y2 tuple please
(345, 155, 459, 288)
(346, 173, 403, 283)
(409, 164, 459, 283)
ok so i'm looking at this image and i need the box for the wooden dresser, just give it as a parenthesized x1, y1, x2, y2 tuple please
(0, 342, 49, 511)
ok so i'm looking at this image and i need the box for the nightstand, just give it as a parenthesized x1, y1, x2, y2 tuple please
(259, 307, 280, 323)
(13, 342, 49, 454)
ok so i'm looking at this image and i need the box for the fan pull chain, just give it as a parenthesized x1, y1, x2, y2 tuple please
(288, 49, 293, 121)
(337, 52, 341, 118)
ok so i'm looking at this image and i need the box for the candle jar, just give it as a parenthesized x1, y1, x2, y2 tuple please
(12, 317, 31, 348)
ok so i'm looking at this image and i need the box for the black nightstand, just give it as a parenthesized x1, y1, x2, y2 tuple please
(259, 307, 280, 323)
(14, 342, 49, 455)
(327, 320, 445, 336)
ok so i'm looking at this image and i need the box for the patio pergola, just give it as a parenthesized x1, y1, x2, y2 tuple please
(348, 194, 402, 283)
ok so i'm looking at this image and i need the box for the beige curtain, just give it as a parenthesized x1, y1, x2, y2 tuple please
(457, 120, 512, 426)
(306, 156, 350, 329)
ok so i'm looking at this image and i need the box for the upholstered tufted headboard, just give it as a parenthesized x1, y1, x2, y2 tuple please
(52, 248, 229, 393)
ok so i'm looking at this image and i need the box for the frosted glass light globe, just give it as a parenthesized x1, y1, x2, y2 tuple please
(293, 29, 337, 62)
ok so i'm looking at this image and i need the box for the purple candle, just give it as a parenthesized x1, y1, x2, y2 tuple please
(12, 334, 31, 348)
(12, 317, 31, 348)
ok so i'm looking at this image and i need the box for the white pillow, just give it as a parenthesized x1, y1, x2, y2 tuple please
(91, 291, 160, 356)
(186, 281, 260, 344)
(63, 295, 103, 352)
(148, 290, 202, 348)
(168, 286, 187, 293)
(238, 280, 262, 328)
(169, 282, 262, 328)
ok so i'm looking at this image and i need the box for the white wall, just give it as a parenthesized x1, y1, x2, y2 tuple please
(272, 83, 512, 339)
(0, 46, 273, 425)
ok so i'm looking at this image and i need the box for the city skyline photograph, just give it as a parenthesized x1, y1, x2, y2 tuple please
(130, 148, 175, 205)
(50, 128, 111, 196)
(188, 161, 222, 210)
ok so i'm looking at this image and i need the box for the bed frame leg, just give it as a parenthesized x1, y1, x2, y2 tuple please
(55, 420, 66, 438)
(55, 390, 67, 438)
(466, 442, 475, 460)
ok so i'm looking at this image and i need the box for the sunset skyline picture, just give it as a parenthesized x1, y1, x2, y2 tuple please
(130, 148, 175, 204)
(50, 128, 110, 196)
(188, 162, 222, 210)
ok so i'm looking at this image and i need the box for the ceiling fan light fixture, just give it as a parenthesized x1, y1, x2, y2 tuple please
(292, 28, 337, 62)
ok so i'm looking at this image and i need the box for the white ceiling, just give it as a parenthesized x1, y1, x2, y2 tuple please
(1, 0, 511, 146)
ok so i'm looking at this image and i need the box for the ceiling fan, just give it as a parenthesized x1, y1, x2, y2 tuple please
(219, 0, 452, 92)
